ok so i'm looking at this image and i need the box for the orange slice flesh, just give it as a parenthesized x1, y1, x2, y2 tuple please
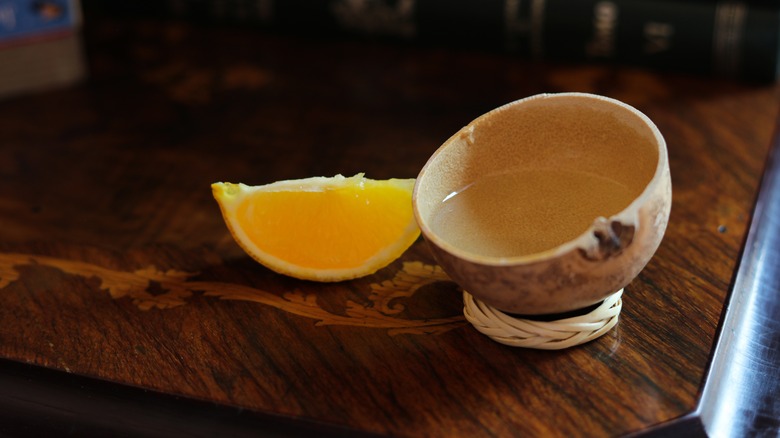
(212, 174, 420, 282)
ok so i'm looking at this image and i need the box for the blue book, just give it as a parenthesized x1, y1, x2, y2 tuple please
(0, 0, 85, 98)
(0, 0, 80, 42)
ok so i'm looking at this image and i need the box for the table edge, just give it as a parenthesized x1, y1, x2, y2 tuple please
(636, 116, 780, 437)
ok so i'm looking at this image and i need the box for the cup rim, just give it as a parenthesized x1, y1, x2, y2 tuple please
(412, 92, 669, 266)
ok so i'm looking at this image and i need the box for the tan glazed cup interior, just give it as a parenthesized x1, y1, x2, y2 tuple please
(412, 93, 672, 315)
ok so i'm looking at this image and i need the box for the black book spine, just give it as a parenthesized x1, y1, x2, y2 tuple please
(83, 0, 780, 82)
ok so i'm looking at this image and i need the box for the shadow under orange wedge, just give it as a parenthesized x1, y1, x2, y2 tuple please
(212, 174, 421, 282)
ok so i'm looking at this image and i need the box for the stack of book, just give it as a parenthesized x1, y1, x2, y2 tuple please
(0, 0, 86, 99)
(84, 0, 780, 82)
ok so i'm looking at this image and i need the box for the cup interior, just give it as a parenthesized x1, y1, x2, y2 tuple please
(413, 93, 661, 261)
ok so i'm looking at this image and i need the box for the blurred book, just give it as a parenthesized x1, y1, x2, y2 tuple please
(0, 0, 86, 99)
(83, 0, 780, 82)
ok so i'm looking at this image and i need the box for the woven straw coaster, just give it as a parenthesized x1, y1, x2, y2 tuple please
(463, 289, 623, 350)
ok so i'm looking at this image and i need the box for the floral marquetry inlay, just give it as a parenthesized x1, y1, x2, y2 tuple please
(0, 252, 465, 335)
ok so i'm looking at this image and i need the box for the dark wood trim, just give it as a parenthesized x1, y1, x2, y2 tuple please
(0, 357, 376, 437)
(636, 116, 780, 437)
(694, 114, 780, 436)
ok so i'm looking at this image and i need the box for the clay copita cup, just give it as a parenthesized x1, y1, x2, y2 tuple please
(412, 93, 671, 315)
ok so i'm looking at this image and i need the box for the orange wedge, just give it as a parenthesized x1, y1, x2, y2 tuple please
(211, 174, 420, 282)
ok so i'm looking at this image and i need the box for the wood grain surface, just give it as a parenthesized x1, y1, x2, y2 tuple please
(0, 16, 779, 437)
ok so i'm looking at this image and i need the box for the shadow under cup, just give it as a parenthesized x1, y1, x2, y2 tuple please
(412, 93, 671, 315)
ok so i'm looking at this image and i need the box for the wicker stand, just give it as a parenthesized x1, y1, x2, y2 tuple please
(463, 290, 623, 350)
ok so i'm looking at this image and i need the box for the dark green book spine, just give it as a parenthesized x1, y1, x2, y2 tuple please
(83, 0, 780, 81)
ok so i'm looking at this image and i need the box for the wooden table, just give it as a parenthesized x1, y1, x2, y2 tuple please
(1, 16, 779, 437)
